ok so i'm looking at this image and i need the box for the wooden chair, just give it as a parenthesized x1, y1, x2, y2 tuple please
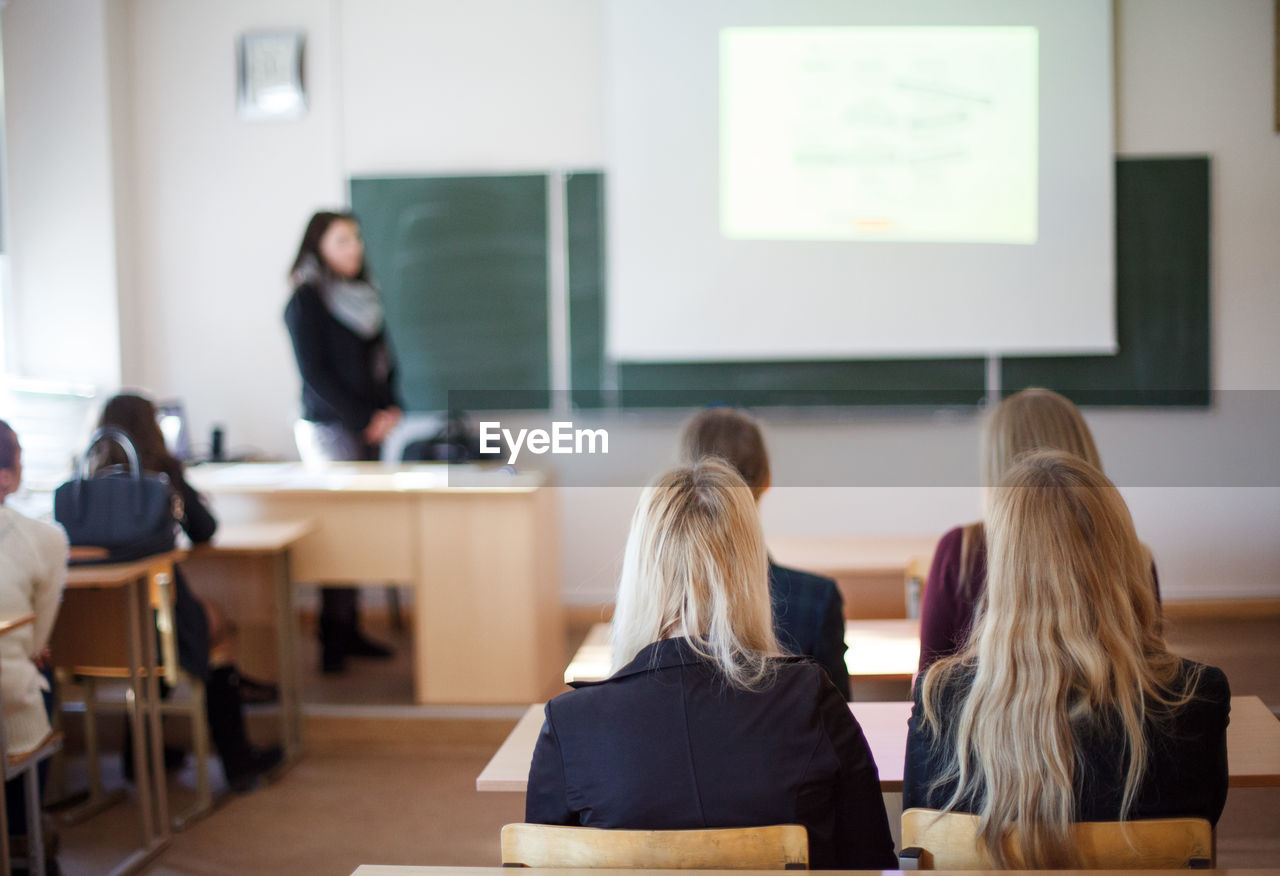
(500, 823, 808, 869)
(3, 729, 63, 875)
(53, 558, 214, 831)
(898, 808, 1214, 870)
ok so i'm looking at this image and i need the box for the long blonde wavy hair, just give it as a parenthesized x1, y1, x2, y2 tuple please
(921, 450, 1194, 868)
(611, 459, 781, 690)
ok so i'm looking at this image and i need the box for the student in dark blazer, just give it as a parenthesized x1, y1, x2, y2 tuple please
(679, 407, 850, 699)
(526, 460, 895, 869)
(904, 451, 1229, 869)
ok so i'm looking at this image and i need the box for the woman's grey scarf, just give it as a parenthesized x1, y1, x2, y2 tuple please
(293, 254, 384, 340)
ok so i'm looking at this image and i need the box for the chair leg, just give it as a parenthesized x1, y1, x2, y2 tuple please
(84, 677, 103, 799)
(56, 676, 128, 825)
(172, 676, 214, 831)
(386, 585, 404, 632)
(24, 766, 44, 876)
(47, 670, 69, 803)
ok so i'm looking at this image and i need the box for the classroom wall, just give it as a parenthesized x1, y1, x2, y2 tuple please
(3, 0, 1277, 602)
(2, 0, 122, 388)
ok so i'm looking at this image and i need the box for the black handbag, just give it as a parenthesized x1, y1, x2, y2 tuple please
(54, 426, 177, 563)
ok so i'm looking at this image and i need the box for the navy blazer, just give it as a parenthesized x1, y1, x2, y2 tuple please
(904, 659, 1230, 824)
(525, 638, 896, 869)
(769, 560, 850, 700)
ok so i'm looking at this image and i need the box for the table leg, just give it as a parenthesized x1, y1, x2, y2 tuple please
(0, 675, 10, 876)
(272, 551, 304, 761)
(138, 571, 170, 839)
(123, 575, 156, 848)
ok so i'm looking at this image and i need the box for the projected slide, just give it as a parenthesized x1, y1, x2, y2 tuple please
(720, 27, 1039, 244)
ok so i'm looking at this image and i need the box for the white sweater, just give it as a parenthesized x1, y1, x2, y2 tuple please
(0, 506, 67, 754)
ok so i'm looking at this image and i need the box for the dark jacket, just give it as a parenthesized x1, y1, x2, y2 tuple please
(525, 637, 897, 869)
(769, 560, 850, 700)
(904, 659, 1230, 824)
(284, 283, 400, 433)
(918, 525, 1162, 673)
(173, 477, 216, 680)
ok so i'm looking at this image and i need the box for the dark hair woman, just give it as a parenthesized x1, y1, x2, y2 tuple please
(284, 210, 401, 673)
(93, 393, 282, 791)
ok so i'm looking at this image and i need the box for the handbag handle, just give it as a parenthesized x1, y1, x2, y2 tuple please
(71, 426, 150, 516)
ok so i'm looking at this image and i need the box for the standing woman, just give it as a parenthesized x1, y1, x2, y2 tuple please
(284, 211, 400, 673)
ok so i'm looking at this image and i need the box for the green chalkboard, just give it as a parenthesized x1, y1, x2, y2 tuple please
(567, 172, 608, 409)
(351, 158, 1210, 413)
(350, 175, 550, 411)
(1001, 157, 1210, 405)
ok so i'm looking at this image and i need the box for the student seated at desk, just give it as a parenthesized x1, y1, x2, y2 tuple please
(918, 387, 1161, 673)
(93, 394, 282, 792)
(0, 421, 66, 863)
(526, 460, 895, 869)
(680, 406, 850, 699)
(904, 451, 1229, 869)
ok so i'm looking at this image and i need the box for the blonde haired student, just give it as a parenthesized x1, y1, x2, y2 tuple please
(918, 387, 1159, 671)
(680, 406, 850, 698)
(526, 460, 895, 869)
(903, 451, 1229, 869)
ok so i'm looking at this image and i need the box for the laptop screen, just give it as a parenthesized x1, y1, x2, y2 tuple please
(155, 400, 191, 461)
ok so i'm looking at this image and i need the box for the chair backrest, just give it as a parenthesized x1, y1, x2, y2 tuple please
(901, 808, 1214, 870)
(500, 823, 809, 869)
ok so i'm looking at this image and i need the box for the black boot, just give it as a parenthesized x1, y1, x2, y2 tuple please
(348, 629, 394, 660)
(318, 588, 358, 673)
(205, 666, 284, 793)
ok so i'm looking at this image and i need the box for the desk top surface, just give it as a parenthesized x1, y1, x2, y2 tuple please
(565, 621, 921, 684)
(65, 550, 184, 587)
(188, 462, 545, 495)
(354, 869, 1276, 876)
(477, 695, 1280, 793)
(767, 534, 939, 574)
(0, 613, 35, 636)
(188, 520, 315, 554)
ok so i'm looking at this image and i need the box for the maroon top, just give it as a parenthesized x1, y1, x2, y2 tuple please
(918, 524, 1162, 674)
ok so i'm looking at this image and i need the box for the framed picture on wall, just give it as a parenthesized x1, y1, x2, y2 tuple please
(237, 30, 307, 121)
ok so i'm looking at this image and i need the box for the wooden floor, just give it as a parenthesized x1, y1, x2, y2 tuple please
(47, 611, 1280, 875)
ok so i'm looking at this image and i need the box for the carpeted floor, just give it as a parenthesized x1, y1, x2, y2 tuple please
(46, 611, 1280, 875)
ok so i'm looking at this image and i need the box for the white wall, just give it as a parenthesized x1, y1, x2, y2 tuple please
(4, 0, 1278, 603)
(122, 0, 344, 457)
(2, 0, 122, 387)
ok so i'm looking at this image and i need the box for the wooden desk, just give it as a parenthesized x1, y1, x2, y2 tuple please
(477, 696, 1280, 794)
(564, 619, 920, 685)
(0, 612, 35, 876)
(54, 555, 180, 873)
(183, 520, 313, 763)
(187, 463, 563, 705)
(352, 869, 1267, 876)
(767, 535, 938, 619)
